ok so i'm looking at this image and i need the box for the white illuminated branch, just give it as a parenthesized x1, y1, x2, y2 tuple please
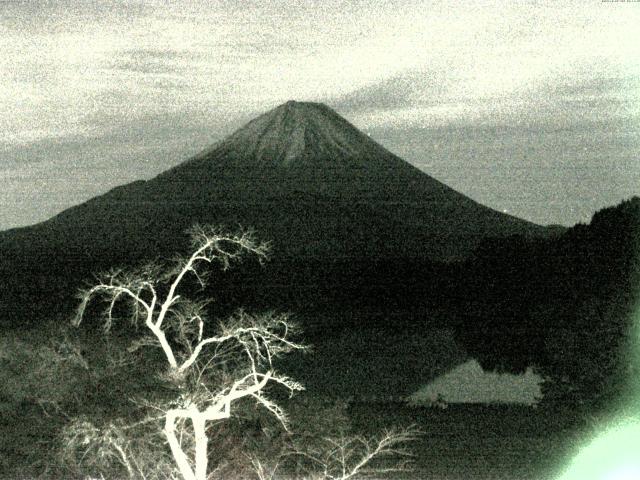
(289, 426, 422, 480)
(73, 225, 304, 480)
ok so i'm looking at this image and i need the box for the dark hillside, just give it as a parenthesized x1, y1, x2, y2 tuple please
(453, 197, 640, 409)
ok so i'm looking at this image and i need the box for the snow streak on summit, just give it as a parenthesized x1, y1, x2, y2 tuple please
(218, 101, 372, 165)
(176, 100, 416, 176)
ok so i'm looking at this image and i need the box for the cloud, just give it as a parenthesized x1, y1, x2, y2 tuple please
(0, 0, 152, 34)
(0, 109, 237, 230)
(106, 48, 202, 75)
(3, 0, 638, 144)
(331, 71, 449, 113)
(2, 0, 639, 229)
(333, 63, 640, 132)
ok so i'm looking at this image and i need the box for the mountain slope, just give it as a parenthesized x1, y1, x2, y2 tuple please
(0, 101, 553, 326)
(28, 102, 545, 252)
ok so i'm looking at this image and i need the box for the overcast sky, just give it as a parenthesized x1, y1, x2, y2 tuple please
(1, 0, 639, 230)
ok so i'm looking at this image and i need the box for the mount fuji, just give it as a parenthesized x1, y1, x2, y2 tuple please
(0, 101, 553, 326)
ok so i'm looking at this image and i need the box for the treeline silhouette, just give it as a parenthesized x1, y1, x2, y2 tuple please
(455, 197, 640, 408)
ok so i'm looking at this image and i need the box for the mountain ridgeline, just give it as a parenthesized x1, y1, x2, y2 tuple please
(0, 101, 547, 265)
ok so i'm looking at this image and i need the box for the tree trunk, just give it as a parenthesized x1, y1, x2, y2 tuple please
(193, 415, 209, 480)
(165, 411, 197, 480)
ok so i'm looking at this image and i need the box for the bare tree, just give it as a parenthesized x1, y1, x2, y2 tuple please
(71, 225, 305, 480)
(285, 426, 422, 480)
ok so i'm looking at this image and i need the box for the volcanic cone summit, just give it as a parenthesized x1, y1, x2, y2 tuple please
(218, 101, 384, 165)
(176, 100, 412, 177)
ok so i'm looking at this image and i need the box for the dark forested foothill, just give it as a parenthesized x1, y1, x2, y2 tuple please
(452, 197, 640, 410)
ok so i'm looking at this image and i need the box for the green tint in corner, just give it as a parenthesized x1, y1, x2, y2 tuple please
(557, 301, 640, 480)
